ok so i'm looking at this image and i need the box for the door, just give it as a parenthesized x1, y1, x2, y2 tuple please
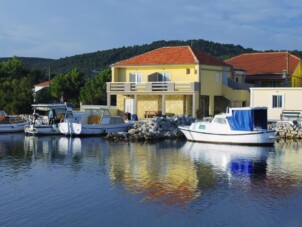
(124, 99, 134, 114)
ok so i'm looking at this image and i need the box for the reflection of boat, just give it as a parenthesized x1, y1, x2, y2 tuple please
(181, 142, 271, 177)
(24, 135, 82, 156)
(59, 107, 131, 136)
(23, 135, 109, 158)
(179, 107, 275, 145)
(0, 110, 28, 133)
(24, 103, 82, 135)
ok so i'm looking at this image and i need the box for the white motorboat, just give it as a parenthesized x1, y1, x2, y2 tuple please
(0, 110, 28, 133)
(59, 108, 131, 136)
(179, 107, 275, 145)
(24, 103, 82, 136)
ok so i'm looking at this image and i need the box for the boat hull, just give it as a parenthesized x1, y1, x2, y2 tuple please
(59, 122, 130, 136)
(25, 124, 60, 135)
(0, 121, 28, 133)
(179, 126, 275, 146)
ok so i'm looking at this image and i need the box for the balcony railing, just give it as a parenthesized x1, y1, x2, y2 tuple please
(225, 78, 254, 90)
(107, 82, 199, 93)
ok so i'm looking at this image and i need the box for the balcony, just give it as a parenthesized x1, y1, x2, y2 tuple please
(107, 82, 199, 93)
(225, 78, 254, 90)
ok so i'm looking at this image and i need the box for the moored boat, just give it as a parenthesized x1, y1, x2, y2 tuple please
(58, 107, 132, 136)
(0, 110, 28, 133)
(178, 107, 275, 145)
(24, 103, 82, 136)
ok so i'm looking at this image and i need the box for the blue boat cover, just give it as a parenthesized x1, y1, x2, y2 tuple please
(227, 108, 267, 131)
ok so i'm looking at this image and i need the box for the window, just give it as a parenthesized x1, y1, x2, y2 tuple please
(157, 72, 170, 81)
(213, 117, 226, 124)
(129, 73, 142, 83)
(272, 94, 283, 108)
(216, 72, 220, 83)
(186, 68, 190, 75)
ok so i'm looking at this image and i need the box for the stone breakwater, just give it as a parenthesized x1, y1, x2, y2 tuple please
(105, 117, 302, 142)
(273, 121, 302, 140)
(105, 116, 196, 142)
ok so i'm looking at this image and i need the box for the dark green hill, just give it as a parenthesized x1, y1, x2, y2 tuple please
(1, 39, 301, 79)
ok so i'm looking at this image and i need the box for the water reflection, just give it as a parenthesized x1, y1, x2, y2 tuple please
(108, 141, 200, 207)
(266, 141, 302, 195)
(182, 142, 272, 178)
(2, 134, 302, 210)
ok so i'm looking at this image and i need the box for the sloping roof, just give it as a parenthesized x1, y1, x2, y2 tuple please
(35, 81, 50, 87)
(111, 46, 228, 67)
(225, 52, 301, 75)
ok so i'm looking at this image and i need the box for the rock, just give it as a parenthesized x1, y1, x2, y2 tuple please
(105, 115, 195, 142)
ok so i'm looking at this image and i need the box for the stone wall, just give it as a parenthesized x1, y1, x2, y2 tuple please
(273, 121, 302, 140)
(117, 94, 190, 119)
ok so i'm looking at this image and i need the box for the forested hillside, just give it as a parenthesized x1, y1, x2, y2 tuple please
(1, 39, 301, 79)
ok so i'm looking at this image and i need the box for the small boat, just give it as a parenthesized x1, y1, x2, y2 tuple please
(178, 107, 275, 145)
(0, 110, 28, 133)
(58, 107, 131, 136)
(24, 103, 82, 136)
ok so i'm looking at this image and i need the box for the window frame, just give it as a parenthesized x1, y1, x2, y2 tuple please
(271, 93, 284, 109)
(129, 72, 142, 84)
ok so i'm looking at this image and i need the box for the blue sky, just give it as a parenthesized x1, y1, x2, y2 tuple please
(1, 0, 301, 59)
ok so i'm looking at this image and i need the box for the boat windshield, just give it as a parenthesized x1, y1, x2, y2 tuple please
(213, 117, 227, 124)
(84, 108, 111, 116)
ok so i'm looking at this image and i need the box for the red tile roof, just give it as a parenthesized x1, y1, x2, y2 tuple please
(112, 46, 228, 67)
(225, 52, 301, 75)
(35, 81, 50, 87)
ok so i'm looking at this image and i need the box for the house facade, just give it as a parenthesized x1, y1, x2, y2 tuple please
(225, 52, 302, 87)
(250, 87, 302, 121)
(107, 46, 250, 119)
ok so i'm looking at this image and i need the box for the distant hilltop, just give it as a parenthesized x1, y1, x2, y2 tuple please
(1, 39, 301, 79)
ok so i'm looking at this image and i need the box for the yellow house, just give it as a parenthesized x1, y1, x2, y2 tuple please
(107, 46, 250, 119)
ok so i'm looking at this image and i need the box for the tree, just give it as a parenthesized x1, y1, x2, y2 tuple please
(0, 76, 34, 114)
(0, 57, 41, 114)
(50, 68, 85, 107)
(0, 56, 28, 79)
(80, 68, 111, 104)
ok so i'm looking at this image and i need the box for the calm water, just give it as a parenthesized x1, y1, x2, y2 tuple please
(0, 134, 302, 227)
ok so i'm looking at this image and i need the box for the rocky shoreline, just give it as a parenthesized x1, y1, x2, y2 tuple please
(273, 121, 302, 140)
(105, 117, 302, 142)
(105, 115, 196, 142)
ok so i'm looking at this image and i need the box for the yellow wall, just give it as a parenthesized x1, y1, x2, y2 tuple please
(292, 62, 302, 87)
(222, 86, 250, 106)
(165, 95, 186, 116)
(117, 94, 191, 119)
(112, 65, 199, 83)
(201, 66, 223, 96)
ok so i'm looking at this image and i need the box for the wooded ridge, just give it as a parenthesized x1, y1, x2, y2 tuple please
(2, 39, 301, 79)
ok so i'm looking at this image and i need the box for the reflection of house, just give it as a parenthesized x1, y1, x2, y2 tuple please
(108, 142, 201, 206)
(107, 46, 250, 118)
(250, 87, 302, 121)
(226, 52, 302, 87)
